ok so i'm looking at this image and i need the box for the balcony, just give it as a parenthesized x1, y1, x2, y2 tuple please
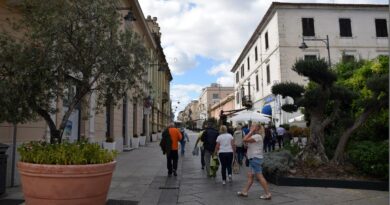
(162, 91, 169, 104)
(241, 95, 253, 109)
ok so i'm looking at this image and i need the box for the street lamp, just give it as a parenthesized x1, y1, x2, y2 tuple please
(299, 35, 331, 67)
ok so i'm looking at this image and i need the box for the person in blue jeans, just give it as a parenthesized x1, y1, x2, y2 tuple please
(214, 125, 235, 185)
(233, 125, 245, 165)
(179, 128, 190, 155)
(237, 123, 272, 200)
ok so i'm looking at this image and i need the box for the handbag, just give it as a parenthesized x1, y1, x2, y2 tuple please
(245, 156, 250, 167)
(233, 156, 240, 174)
(192, 146, 199, 156)
(209, 154, 219, 177)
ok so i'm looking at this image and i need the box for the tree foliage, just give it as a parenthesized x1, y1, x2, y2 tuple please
(0, 0, 150, 143)
(272, 58, 342, 164)
(330, 56, 389, 164)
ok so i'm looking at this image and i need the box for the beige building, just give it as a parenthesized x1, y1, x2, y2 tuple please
(0, 0, 171, 186)
(209, 93, 235, 120)
(177, 100, 199, 125)
(197, 83, 234, 127)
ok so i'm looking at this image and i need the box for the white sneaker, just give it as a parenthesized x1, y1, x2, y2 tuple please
(222, 180, 226, 185)
(228, 175, 232, 182)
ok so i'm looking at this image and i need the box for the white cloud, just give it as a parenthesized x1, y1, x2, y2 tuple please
(140, 0, 387, 76)
(140, 0, 388, 115)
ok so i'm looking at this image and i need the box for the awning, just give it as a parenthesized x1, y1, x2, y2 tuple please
(261, 105, 272, 116)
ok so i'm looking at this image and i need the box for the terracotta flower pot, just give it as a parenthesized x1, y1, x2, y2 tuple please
(18, 161, 116, 205)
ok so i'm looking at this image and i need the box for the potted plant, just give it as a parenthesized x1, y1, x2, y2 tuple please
(103, 136, 116, 151)
(131, 134, 140, 149)
(139, 133, 146, 146)
(157, 130, 162, 140)
(17, 141, 117, 205)
(152, 132, 157, 142)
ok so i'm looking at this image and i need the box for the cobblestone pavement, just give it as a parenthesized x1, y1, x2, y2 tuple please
(0, 129, 388, 205)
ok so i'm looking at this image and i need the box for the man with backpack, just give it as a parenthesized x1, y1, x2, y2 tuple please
(160, 123, 182, 176)
(200, 122, 219, 177)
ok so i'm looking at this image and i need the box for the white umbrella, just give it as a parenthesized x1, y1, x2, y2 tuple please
(229, 110, 271, 123)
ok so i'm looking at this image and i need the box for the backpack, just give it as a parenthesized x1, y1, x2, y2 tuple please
(202, 128, 219, 152)
(159, 128, 172, 155)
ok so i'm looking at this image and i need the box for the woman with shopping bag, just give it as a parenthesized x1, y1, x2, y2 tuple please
(214, 125, 235, 185)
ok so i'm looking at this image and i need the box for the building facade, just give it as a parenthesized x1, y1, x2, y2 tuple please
(209, 93, 235, 120)
(0, 0, 171, 186)
(231, 2, 388, 126)
(197, 83, 234, 126)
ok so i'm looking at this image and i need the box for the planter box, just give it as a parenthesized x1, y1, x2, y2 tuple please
(103, 142, 116, 151)
(139, 136, 146, 146)
(264, 173, 389, 191)
(18, 161, 116, 205)
(131, 138, 139, 149)
(152, 134, 157, 142)
(157, 132, 162, 140)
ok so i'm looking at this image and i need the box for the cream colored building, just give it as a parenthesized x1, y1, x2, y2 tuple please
(197, 83, 234, 127)
(177, 100, 199, 126)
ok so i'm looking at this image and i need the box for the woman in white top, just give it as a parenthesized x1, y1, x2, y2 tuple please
(214, 125, 235, 185)
(237, 123, 272, 200)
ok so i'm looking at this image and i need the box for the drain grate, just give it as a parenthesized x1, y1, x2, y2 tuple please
(158, 186, 179, 189)
(0, 199, 24, 205)
(106, 199, 138, 205)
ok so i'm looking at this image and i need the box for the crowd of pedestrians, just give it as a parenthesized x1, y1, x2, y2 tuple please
(159, 121, 292, 201)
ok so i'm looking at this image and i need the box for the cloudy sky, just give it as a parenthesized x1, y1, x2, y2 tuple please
(139, 0, 388, 117)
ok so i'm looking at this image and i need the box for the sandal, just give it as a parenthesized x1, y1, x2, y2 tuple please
(260, 193, 272, 200)
(237, 191, 248, 197)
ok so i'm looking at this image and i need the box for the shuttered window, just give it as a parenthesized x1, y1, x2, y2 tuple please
(302, 18, 315, 36)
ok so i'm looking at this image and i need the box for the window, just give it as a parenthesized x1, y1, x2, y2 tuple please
(236, 92, 240, 104)
(212, 94, 219, 99)
(255, 46, 258, 61)
(236, 71, 239, 83)
(241, 65, 244, 77)
(255, 75, 259, 91)
(265, 32, 269, 49)
(375, 19, 388, 37)
(304, 55, 317, 61)
(339, 18, 352, 37)
(302, 18, 315, 36)
(247, 57, 250, 70)
(266, 65, 270, 84)
(342, 54, 355, 62)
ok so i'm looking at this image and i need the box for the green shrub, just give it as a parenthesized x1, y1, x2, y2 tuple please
(348, 140, 388, 179)
(18, 141, 117, 165)
(283, 143, 301, 156)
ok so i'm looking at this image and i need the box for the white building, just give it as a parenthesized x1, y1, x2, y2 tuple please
(231, 2, 389, 126)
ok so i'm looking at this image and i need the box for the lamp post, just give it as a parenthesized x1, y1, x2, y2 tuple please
(299, 35, 331, 67)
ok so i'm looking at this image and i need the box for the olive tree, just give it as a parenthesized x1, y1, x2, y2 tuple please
(0, 0, 149, 143)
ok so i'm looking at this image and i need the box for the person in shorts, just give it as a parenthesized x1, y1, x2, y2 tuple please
(237, 123, 272, 200)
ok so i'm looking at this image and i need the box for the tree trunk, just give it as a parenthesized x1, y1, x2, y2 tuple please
(300, 114, 329, 165)
(331, 106, 377, 165)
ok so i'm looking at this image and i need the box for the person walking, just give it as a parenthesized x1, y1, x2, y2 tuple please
(161, 123, 182, 177)
(200, 122, 219, 177)
(263, 125, 272, 152)
(194, 130, 205, 169)
(276, 126, 286, 149)
(179, 128, 190, 155)
(215, 125, 235, 185)
(237, 123, 272, 200)
(233, 125, 245, 165)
